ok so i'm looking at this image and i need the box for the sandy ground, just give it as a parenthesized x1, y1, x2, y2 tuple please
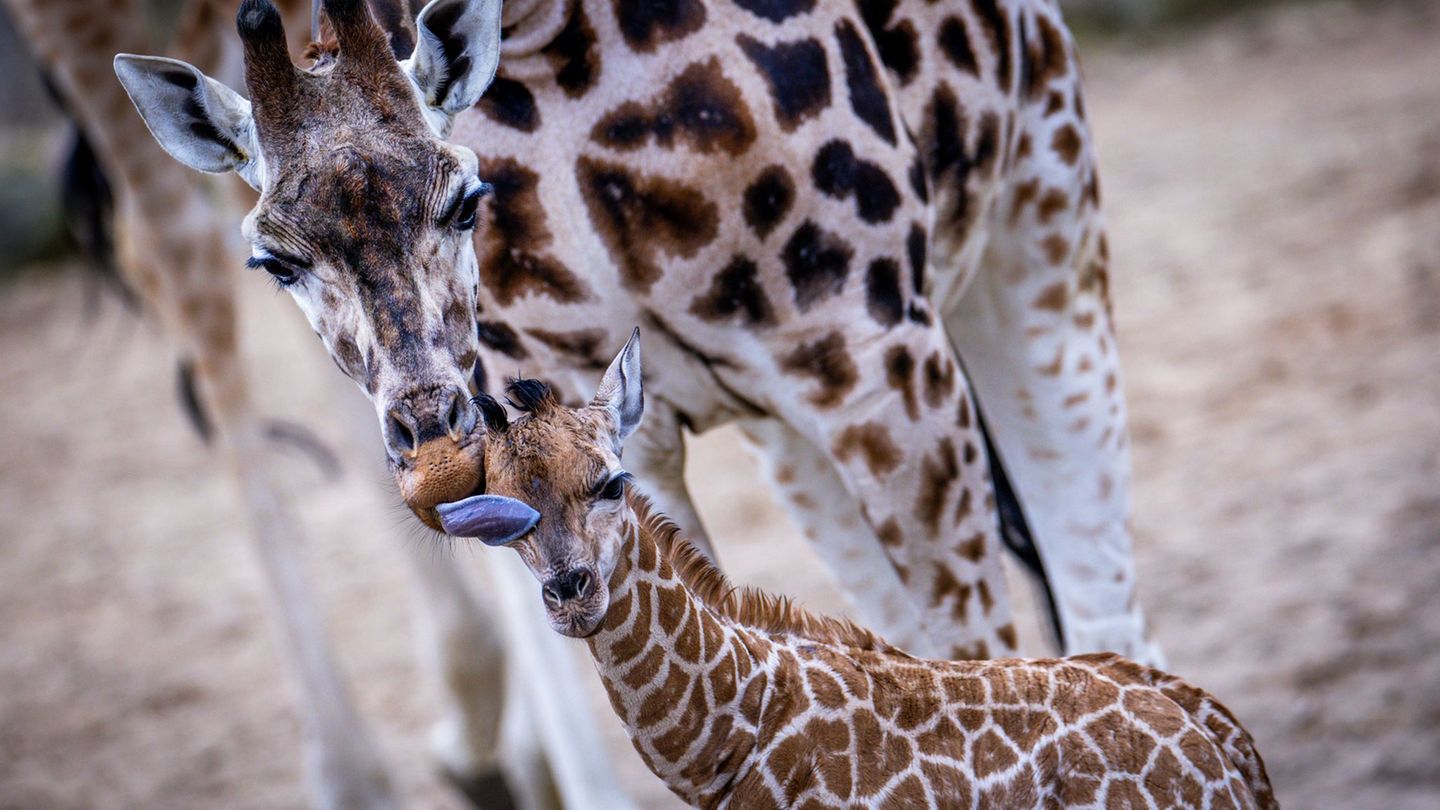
(2, 2, 1439, 808)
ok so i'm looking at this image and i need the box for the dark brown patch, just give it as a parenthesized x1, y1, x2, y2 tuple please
(858, 0, 920, 85)
(743, 165, 796, 239)
(779, 332, 858, 408)
(1022, 13, 1069, 100)
(864, 258, 905, 327)
(736, 35, 832, 131)
(835, 19, 897, 145)
(475, 76, 539, 132)
(476, 159, 591, 306)
(782, 221, 854, 310)
(832, 422, 903, 477)
(612, 0, 705, 53)
(1052, 123, 1082, 165)
(732, 0, 815, 23)
(970, 0, 1013, 90)
(885, 345, 920, 421)
(576, 157, 719, 293)
(922, 351, 956, 408)
(542, 3, 600, 97)
(915, 437, 960, 534)
(689, 255, 776, 327)
(938, 16, 979, 75)
(477, 320, 527, 360)
(811, 139, 902, 224)
(524, 328, 609, 369)
(591, 58, 756, 156)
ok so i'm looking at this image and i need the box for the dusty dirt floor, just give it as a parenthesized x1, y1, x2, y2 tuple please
(2, 2, 1439, 808)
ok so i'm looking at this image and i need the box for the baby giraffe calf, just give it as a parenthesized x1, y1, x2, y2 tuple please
(439, 331, 1277, 809)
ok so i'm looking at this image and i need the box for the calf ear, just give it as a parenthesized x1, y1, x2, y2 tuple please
(113, 55, 264, 190)
(403, 0, 502, 134)
(592, 328, 644, 449)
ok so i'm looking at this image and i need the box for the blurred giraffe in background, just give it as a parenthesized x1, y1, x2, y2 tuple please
(0, 1, 618, 808)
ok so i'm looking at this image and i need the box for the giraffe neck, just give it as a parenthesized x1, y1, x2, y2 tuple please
(583, 505, 779, 806)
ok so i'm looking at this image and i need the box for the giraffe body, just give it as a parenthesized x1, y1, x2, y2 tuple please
(458, 335, 1276, 810)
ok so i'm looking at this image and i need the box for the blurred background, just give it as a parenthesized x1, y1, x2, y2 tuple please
(2, 0, 1438, 808)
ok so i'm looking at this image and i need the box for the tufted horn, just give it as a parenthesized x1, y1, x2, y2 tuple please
(237, 0, 301, 138)
(324, 0, 393, 69)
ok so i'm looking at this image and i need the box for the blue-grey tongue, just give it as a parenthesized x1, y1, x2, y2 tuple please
(436, 494, 540, 545)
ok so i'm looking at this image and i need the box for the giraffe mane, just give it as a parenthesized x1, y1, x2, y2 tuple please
(629, 494, 897, 654)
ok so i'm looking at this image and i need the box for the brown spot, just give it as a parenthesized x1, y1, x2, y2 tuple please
(779, 332, 858, 408)
(1037, 187, 1069, 224)
(576, 156, 719, 293)
(885, 345, 920, 421)
(1051, 123, 1082, 165)
(524, 328, 608, 369)
(542, 3, 600, 97)
(915, 437, 960, 534)
(972, 727, 1019, 779)
(833, 422, 903, 477)
(1032, 281, 1068, 312)
(736, 35, 832, 132)
(1023, 14, 1069, 100)
(1042, 233, 1071, 265)
(922, 351, 956, 409)
(612, 0, 705, 53)
(876, 518, 903, 548)
(689, 255, 776, 328)
(476, 159, 592, 306)
(591, 58, 756, 156)
(958, 532, 987, 563)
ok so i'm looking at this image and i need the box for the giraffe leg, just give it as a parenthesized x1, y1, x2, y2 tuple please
(406, 551, 534, 810)
(767, 319, 1017, 660)
(735, 418, 933, 656)
(941, 70, 1164, 667)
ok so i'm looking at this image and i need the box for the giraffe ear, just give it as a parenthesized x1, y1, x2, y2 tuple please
(403, 0, 502, 135)
(592, 328, 644, 449)
(113, 55, 264, 190)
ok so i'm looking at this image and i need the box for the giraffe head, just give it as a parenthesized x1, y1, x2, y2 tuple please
(114, 0, 503, 529)
(439, 330, 644, 637)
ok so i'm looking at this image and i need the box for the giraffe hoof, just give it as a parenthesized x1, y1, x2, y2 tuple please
(441, 765, 518, 810)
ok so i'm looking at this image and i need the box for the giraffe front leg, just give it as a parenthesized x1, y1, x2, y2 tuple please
(942, 101, 1164, 667)
(769, 321, 1017, 660)
(735, 417, 933, 656)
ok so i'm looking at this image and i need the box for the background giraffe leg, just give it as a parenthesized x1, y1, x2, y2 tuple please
(735, 418, 933, 656)
(942, 74, 1164, 667)
(767, 320, 1017, 660)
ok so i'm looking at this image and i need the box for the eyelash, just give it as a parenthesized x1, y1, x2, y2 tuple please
(597, 472, 630, 501)
(450, 181, 492, 231)
(246, 255, 302, 288)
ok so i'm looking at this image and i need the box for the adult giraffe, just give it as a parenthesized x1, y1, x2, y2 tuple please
(116, 0, 1161, 661)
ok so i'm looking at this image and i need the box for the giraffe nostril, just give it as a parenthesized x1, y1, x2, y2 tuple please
(445, 389, 476, 438)
(387, 411, 417, 455)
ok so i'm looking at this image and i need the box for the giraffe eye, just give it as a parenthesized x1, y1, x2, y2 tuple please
(597, 472, 630, 501)
(452, 182, 491, 231)
(246, 255, 302, 287)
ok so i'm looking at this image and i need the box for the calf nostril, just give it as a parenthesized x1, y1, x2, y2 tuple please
(542, 569, 594, 606)
(573, 570, 593, 599)
(387, 411, 417, 455)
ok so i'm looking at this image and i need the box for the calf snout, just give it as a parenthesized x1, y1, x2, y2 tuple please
(542, 568, 595, 607)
